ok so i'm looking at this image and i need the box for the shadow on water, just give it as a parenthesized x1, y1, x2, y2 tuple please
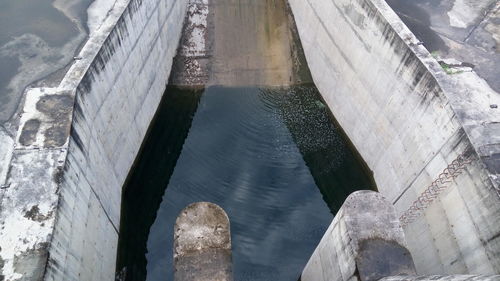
(116, 86, 204, 281)
(116, 84, 375, 281)
(262, 85, 375, 212)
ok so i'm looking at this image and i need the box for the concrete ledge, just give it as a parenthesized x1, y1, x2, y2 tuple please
(301, 190, 416, 281)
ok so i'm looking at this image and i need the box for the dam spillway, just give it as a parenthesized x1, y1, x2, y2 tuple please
(0, 0, 499, 279)
(116, 0, 374, 279)
(116, 84, 374, 280)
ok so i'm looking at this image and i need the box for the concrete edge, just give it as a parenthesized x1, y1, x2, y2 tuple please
(301, 190, 416, 281)
(364, 0, 500, 192)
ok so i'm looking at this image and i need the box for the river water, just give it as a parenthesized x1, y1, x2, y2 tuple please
(116, 0, 374, 280)
(117, 84, 374, 281)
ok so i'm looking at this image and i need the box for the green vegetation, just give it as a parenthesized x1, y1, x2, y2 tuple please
(439, 61, 463, 75)
(431, 51, 440, 58)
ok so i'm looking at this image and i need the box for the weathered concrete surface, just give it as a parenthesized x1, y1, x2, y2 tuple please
(0, 87, 71, 281)
(381, 275, 500, 281)
(301, 191, 416, 281)
(0, 127, 13, 189)
(0, 0, 188, 279)
(174, 202, 232, 281)
(170, 0, 311, 87)
(171, 0, 313, 87)
(169, 0, 210, 86)
(288, 0, 500, 275)
(210, 0, 292, 85)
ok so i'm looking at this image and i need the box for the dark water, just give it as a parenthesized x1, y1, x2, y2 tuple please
(117, 84, 374, 281)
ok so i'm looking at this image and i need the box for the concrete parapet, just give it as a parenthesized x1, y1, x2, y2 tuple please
(301, 190, 416, 281)
(174, 202, 233, 281)
(380, 275, 500, 281)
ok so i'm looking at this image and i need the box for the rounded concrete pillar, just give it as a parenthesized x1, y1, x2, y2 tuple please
(174, 202, 233, 281)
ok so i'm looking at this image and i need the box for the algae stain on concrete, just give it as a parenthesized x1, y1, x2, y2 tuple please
(18, 119, 41, 147)
(0, 255, 4, 281)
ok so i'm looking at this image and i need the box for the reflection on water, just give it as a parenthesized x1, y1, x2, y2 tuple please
(117, 84, 374, 281)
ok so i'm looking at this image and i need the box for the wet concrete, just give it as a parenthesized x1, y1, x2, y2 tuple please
(169, 0, 311, 87)
(301, 191, 416, 281)
(209, 0, 304, 86)
(384, 0, 449, 53)
(18, 119, 41, 147)
(357, 238, 416, 281)
(16, 88, 74, 149)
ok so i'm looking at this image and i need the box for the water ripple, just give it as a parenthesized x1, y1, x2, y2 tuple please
(117, 85, 374, 281)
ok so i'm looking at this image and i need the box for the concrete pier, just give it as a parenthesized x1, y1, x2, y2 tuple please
(301, 190, 416, 281)
(174, 202, 233, 281)
(300, 191, 500, 281)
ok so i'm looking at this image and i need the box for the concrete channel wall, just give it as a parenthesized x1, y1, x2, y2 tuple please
(288, 0, 500, 275)
(301, 191, 416, 281)
(0, 0, 187, 279)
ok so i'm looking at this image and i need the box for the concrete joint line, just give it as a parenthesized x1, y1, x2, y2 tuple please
(399, 152, 474, 227)
(463, 0, 500, 43)
(392, 130, 466, 205)
(88, 182, 120, 233)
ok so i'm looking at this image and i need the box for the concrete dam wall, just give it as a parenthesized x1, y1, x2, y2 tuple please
(0, 0, 187, 279)
(0, 0, 499, 279)
(288, 0, 500, 275)
(46, 0, 188, 279)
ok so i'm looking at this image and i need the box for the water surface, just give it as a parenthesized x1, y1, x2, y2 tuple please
(117, 84, 374, 281)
